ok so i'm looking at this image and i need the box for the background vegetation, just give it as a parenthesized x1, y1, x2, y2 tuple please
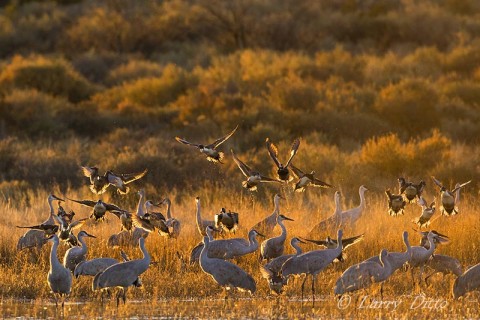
(0, 0, 480, 316)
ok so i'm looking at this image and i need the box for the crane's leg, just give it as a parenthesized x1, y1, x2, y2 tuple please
(410, 267, 415, 290)
(116, 289, 121, 307)
(300, 275, 307, 303)
(122, 287, 128, 304)
(311, 275, 316, 308)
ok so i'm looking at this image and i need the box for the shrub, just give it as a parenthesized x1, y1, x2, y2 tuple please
(106, 59, 164, 86)
(0, 55, 97, 102)
(374, 78, 439, 136)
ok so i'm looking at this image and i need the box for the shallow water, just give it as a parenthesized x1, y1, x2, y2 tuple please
(1, 295, 478, 319)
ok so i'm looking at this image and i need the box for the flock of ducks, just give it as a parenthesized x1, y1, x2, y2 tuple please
(13, 125, 480, 309)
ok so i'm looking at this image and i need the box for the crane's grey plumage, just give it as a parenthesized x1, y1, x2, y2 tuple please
(74, 258, 119, 278)
(191, 226, 264, 263)
(453, 263, 480, 299)
(47, 234, 72, 309)
(199, 236, 256, 296)
(365, 231, 412, 275)
(93, 237, 150, 306)
(408, 231, 436, 288)
(334, 249, 392, 297)
(215, 208, 239, 234)
(385, 189, 406, 216)
(107, 228, 148, 248)
(424, 254, 462, 285)
(63, 230, 96, 272)
(306, 191, 343, 237)
(431, 177, 471, 216)
(231, 148, 280, 191)
(17, 194, 64, 252)
(338, 185, 368, 229)
(260, 214, 294, 261)
(282, 229, 343, 306)
(260, 237, 305, 294)
(251, 194, 284, 236)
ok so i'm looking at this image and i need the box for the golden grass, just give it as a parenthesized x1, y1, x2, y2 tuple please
(2, 184, 480, 318)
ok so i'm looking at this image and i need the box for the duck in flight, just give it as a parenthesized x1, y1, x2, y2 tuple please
(175, 125, 238, 163)
(81, 166, 148, 195)
(231, 149, 280, 191)
(266, 138, 300, 182)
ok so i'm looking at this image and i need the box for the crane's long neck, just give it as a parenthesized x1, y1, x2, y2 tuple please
(200, 238, 211, 265)
(359, 189, 366, 209)
(381, 253, 392, 275)
(49, 239, 61, 272)
(426, 236, 435, 256)
(137, 192, 145, 217)
(78, 235, 88, 255)
(195, 201, 202, 228)
(455, 187, 461, 204)
(273, 197, 280, 216)
(277, 220, 287, 242)
(334, 234, 343, 257)
(165, 199, 172, 219)
(139, 239, 151, 267)
(334, 193, 342, 214)
(248, 233, 259, 249)
(291, 242, 303, 255)
(403, 233, 412, 262)
(45, 197, 56, 225)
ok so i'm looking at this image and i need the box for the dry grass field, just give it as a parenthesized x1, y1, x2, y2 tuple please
(1, 181, 479, 318)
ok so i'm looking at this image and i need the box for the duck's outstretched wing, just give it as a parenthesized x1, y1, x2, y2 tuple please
(175, 137, 201, 147)
(284, 138, 300, 168)
(207, 125, 239, 149)
(266, 138, 281, 168)
(231, 149, 253, 177)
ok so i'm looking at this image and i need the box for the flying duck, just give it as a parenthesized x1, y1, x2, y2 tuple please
(266, 138, 300, 182)
(385, 189, 407, 216)
(231, 149, 280, 191)
(175, 125, 238, 163)
(81, 166, 148, 195)
(290, 164, 334, 192)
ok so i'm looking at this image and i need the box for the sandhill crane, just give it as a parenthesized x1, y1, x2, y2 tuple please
(282, 229, 343, 306)
(260, 215, 294, 261)
(175, 125, 238, 163)
(431, 176, 471, 215)
(231, 148, 280, 191)
(385, 189, 406, 216)
(408, 231, 436, 288)
(300, 233, 364, 262)
(453, 263, 480, 299)
(412, 197, 436, 228)
(306, 191, 343, 238)
(260, 237, 305, 295)
(93, 237, 150, 306)
(66, 197, 124, 221)
(424, 254, 462, 285)
(81, 166, 148, 195)
(334, 249, 392, 298)
(338, 185, 368, 229)
(398, 178, 426, 203)
(107, 228, 148, 248)
(199, 236, 256, 298)
(290, 164, 334, 192)
(17, 194, 64, 252)
(191, 226, 264, 263)
(251, 194, 284, 236)
(63, 230, 96, 272)
(47, 234, 72, 309)
(265, 138, 300, 182)
(74, 258, 119, 278)
(160, 197, 181, 238)
(215, 208, 239, 234)
(195, 197, 216, 236)
(365, 231, 412, 275)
